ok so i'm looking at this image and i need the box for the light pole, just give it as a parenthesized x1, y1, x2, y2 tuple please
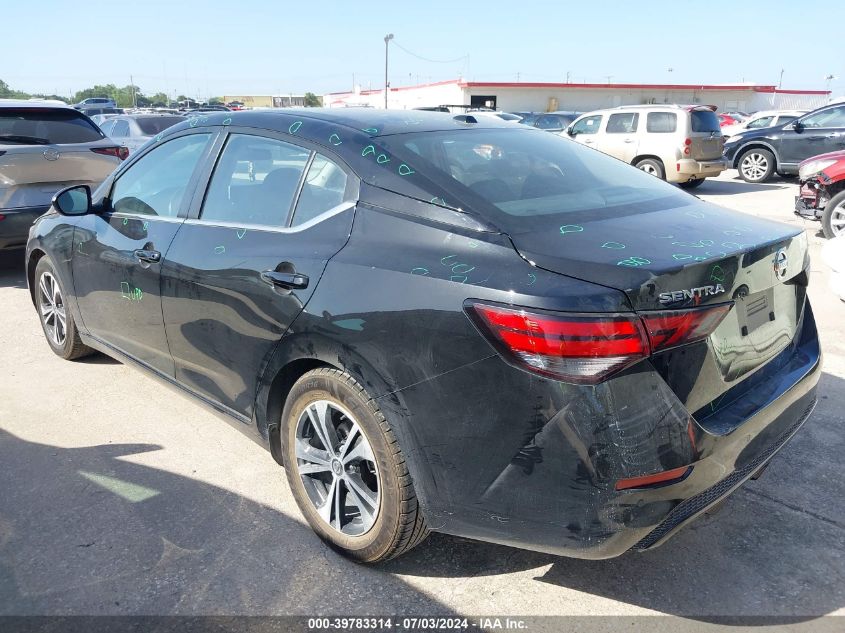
(384, 33, 394, 109)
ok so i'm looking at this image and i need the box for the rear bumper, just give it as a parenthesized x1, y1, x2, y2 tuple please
(388, 301, 821, 559)
(0, 206, 49, 250)
(673, 157, 728, 180)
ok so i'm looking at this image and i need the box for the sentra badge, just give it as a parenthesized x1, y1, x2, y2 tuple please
(658, 284, 726, 304)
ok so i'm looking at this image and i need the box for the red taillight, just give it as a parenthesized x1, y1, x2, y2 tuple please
(0, 214, 5, 221)
(91, 146, 129, 161)
(466, 302, 731, 385)
(615, 465, 693, 491)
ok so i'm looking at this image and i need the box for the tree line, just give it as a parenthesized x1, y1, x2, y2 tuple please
(2, 78, 321, 108)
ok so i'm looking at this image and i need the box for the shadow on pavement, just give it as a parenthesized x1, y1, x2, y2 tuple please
(388, 371, 845, 623)
(0, 429, 459, 616)
(698, 178, 788, 195)
(0, 249, 26, 289)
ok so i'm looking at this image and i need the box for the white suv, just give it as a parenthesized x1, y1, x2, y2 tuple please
(566, 104, 728, 189)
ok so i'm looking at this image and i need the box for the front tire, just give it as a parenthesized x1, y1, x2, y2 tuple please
(822, 190, 845, 239)
(281, 368, 428, 562)
(34, 257, 93, 360)
(738, 148, 775, 183)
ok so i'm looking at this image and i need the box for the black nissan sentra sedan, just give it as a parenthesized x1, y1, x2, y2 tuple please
(26, 109, 821, 563)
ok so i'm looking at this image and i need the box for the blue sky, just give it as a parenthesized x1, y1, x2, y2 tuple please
(4, 0, 843, 99)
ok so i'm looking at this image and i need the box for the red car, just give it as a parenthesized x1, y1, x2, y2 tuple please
(795, 150, 845, 238)
(718, 113, 741, 128)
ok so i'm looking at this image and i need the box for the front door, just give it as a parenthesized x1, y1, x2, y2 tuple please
(161, 130, 357, 418)
(72, 132, 214, 375)
(778, 105, 845, 166)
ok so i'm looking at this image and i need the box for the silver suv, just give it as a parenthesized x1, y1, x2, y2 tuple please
(566, 104, 728, 188)
(0, 100, 123, 250)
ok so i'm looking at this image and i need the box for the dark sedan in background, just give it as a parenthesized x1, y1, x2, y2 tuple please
(724, 101, 845, 183)
(26, 109, 820, 563)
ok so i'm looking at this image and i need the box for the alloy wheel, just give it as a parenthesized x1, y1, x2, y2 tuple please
(38, 272, 66, 347)
(831, 200, 845, 237)
(639, 163, 658, 176)
(740, 152, 769, 181)
(294, 400, 380, 536)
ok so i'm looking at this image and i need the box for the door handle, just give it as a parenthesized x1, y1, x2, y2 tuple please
(623, 139, 635, 143)
(261, 270, 309, 290)
(134, 248, 161, 263)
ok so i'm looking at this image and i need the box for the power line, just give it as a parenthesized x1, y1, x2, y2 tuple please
(391, 40, 468, 65)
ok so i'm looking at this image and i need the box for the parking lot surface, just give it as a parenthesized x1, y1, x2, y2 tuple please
(1, 171, 843, 621)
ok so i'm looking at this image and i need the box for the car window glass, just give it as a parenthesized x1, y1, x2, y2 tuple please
(136, 116, 184, 135)
(570, 115, 602, 135)
(646, 112, 677, 133)
(99, 120, 115, 136)
(777, 116, 797, 126)
(690, 110, 721, 133)
(0, 108, 103, 144)
(200, 134, 310, 226)
(112, 120, 130, 137)
(111, 133, 211, 217)
(291, 154, 350, 227)
(801, 106, 845, 128)
(747, 116, 774, 129)
(535, 115, 564, 130)
(606, 113, 638, 134)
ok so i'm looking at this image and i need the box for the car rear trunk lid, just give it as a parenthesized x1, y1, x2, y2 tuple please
(688, 107, 724, 160)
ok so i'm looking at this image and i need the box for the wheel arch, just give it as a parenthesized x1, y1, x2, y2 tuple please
(26, 248, 46, 307)
(631, 154, 665, 170)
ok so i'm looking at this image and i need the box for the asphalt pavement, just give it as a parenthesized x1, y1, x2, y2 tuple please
(0, 171, 843, 626)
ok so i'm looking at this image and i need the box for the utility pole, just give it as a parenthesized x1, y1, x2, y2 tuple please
(384, 33, 394, 109)
(778, 68, 784, 88)
(130, 75, 136, 108)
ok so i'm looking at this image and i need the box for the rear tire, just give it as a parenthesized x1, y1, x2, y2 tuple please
(679, 178, 705, 190)
(737, 148, 775, 183)
(34, 257, 93, 360)
(635, 158, 665, 180)
(281, 368, 428, 562)
(822, 190, 845, 239)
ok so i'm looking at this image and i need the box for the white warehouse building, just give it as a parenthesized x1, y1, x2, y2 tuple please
(325, 79, 831, 114)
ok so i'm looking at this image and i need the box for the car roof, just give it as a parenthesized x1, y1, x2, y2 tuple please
(0, 98, 73, 109)
(180, 107, 515, 138)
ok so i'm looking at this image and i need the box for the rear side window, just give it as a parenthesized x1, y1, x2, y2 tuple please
(0, 108, 103, 144)
(112, 120, 130, 137)
(646, 112, 677, 133)
(136, 116, 185, 135)
(606, 113, 638, 134)
(200, 134, 310, 227)
(291, 154, 350, 227)
(690, 110, 721, 133)
(570, 115, 602, 135)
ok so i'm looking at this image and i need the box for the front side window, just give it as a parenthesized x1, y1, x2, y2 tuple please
(746, 115, 774, 129)
(291, 154, 351, 227)
(200, 134, 310, 226)
(606, 112, 639, 134)
(801, 106, 845, 128)
(535, 115, 566, 130)
(570, 115, 602, 135)
(111, 133, 211, 217)
(646, 112, 677, 133)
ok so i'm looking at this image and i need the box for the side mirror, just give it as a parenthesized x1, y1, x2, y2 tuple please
(792, 120, 804, 133)
(53, 185, 91, 216)
(566, 127, 576, 136)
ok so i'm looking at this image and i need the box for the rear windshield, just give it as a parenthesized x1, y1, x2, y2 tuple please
(0, 108, 103, 144)
(135, 116, 184, 135)
(691, 110, 721, 133)
(377, 127, 686, 232)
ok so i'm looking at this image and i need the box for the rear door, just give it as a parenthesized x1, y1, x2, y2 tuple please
(0, 107, 118, 210)
(778, 105, 845, 166)
(72, 131, 215, 375)
(160, 129, 357, 418)
(596, 112, 639, 162)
